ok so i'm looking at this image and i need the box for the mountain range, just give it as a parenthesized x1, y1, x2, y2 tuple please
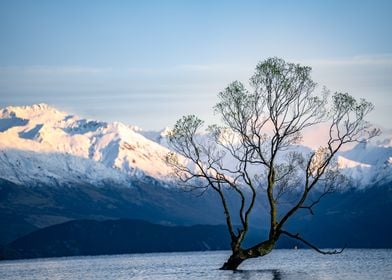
(0, 103, 391, 255)
(1, 103, 391, 188)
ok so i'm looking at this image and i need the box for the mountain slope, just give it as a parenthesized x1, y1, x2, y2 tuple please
(141, 124, 392, 187)
(0, 219, 231, 260)
(281, 182, 392, 249)
(0, 104, 174, 186)
(0, 178, 231, 246)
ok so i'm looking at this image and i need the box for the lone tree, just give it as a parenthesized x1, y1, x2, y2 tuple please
(166, 57, 379, 270)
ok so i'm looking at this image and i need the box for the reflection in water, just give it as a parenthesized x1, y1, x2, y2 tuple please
(231, 269, 320, 280)
(233, 269, 282, 280)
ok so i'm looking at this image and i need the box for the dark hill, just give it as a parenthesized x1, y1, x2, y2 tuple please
(0, 178, 232, 246)
(1, 179, 391, 258)
(282, 182, 392, 249)
(1, 219, 231, 260)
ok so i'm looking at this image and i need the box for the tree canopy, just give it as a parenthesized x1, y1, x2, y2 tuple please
(166, 57, 379, 270)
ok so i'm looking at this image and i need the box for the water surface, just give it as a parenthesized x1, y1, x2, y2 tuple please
(0, 249, 391, 280)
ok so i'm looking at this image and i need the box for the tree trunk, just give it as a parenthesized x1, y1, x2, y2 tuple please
(220, 240, 275, 270)
(220, 252, 245, 270)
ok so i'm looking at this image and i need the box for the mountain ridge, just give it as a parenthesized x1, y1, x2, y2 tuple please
(0, 103, 176, 187)
(1, 103, 391, 188)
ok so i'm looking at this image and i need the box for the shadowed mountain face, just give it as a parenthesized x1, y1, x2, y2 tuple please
(0, 178, 233, 246)
(279, 182, 392, 249)
(1, 176, 391, 258)
(1, 219, 231, 260)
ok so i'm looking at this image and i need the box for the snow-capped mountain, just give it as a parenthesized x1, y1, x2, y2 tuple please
(0, 104, 391, 248)
(0, 103, 391, 188)
(140, 119, 392, 188)
(0, 103, 174, 186)
(337, 140, 392, 186)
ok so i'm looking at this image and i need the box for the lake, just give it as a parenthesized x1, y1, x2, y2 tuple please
(0, 249, 391, 280)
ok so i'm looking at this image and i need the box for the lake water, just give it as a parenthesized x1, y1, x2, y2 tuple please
(0, 249, 391, 280)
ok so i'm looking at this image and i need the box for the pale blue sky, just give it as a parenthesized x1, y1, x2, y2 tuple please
(0, 0, 391, 129)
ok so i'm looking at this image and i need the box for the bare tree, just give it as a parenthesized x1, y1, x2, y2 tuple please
(165, 57, 380, 270)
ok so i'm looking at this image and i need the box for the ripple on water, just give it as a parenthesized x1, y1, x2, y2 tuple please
(0, 249, 391, 280)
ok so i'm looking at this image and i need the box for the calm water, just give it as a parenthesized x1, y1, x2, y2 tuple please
(0, 249, 391, 280)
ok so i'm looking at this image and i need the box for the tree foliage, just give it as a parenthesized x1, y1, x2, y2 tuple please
(166, 57, 380, 270)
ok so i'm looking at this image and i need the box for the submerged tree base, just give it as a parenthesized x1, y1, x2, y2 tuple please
(220, 255, 245, 270)
(220, 241, 275, 270)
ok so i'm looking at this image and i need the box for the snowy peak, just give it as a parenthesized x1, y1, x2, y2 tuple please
(0, 103, 68, 123)
(0, 104, 174, 186)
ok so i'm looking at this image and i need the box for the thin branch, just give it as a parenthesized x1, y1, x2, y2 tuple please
(280, 230, 345, 254)
(299, 190, 332, 215)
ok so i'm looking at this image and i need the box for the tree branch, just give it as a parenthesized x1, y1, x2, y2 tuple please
(280, 230, 345, 254)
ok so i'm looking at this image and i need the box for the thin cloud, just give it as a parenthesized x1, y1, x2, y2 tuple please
(302, 54, 392, 67)
(0, 66, 113, 76)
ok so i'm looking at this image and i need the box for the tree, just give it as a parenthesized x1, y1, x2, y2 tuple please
(165, 57, 380, 270)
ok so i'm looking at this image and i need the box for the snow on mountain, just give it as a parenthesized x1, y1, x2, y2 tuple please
(337, 140, 392, 186)
(141, 124, 392, 187)
(0, 103, 174, 186)
(337, 156, 371, 169)
(0, 103, 391, 188)
(140, 127, 172, 148)
(340, 140, 392, 166)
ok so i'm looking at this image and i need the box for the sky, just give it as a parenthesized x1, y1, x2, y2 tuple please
(0, 0, 391, 130)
